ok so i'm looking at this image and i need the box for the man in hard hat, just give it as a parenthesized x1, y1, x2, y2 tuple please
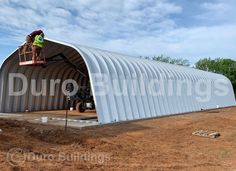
(26, 30, 44, 44)
(32, 32, 45, 62)
(23, 30, 44, 52)
(22, 30, 45, 62)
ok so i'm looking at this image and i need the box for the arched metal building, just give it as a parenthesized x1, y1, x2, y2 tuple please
(0, 39, 235, 124)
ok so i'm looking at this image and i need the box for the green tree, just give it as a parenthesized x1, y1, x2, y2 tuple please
(195, 58, 236, 95)
(144, 55, 190, 66)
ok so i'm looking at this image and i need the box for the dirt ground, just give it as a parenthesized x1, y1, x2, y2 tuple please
(1, 107, 236, 171)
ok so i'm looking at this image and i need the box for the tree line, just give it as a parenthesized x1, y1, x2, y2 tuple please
(143, 55, 236, 95)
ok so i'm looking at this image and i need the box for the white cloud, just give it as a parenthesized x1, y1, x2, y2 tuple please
(201, 2, 229, 11)
(197, 1, 236, 23)
(0, 0, 182, 48)
(100, 24, 236, 63)
(0, 0, 236, 64)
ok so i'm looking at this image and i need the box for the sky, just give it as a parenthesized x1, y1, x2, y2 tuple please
(0, 0, 236, 65)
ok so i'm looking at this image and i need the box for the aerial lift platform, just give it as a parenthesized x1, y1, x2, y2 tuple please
(18, 43, 46, 66)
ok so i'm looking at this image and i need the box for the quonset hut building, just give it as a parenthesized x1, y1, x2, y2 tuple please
(0, 39, 235, 124)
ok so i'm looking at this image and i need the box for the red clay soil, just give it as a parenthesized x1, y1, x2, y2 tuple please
(1, 107, 236, 171)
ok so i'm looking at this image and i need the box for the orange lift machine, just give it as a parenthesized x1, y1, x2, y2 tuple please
(18, 43, 46, 66)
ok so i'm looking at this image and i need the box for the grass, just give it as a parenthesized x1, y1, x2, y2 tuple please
(225, 132, 236, 142)
(220, 149, 231, 159)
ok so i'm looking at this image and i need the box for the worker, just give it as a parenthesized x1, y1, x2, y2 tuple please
(32, 32, 45, 62)
(23, 30, 44, 50)
(26, 30, 44, 44)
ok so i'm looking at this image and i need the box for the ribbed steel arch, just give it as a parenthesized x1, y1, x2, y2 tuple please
(105, 52, 132, 121)
(164, 63, 185, 113)
(132, 59, 153, 118)
(95, 51, 121, 121)
(78, 47, 112, 123)
(140, 60, 160, 117)
(145, 61, 167, 116)
(160, 63, 179, 114)
(179, 66, 202, 111)
(131, 59, 152, 118)
(0, 38, 235, 124)
(142, 60, 164, 117)
(150, 62, 172, 115)
(106, 53, 135, 120)
(120, 56, 146, 118)
(141, 60, 163, 116)
(180, 67, 198, 112)
(115, 54, 141, 119)
(86, 48, 116, 122)
(171, 64, 194, 112)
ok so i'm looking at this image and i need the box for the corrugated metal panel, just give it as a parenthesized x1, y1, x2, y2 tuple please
(0, 39, 235, 124)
